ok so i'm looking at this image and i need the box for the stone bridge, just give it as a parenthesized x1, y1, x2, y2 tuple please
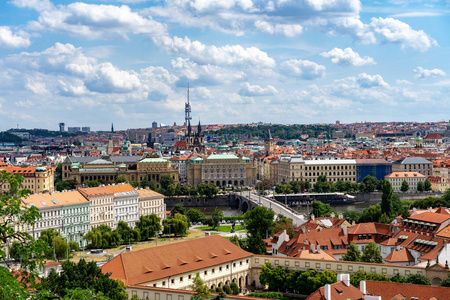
(230, 192, 306, 227)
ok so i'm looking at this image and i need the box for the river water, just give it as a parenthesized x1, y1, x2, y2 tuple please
(195, 199, 379, 218)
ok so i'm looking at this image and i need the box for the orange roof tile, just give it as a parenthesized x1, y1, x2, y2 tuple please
(78, 186, 114, 198)
(136, 188, 163, 198)
(384, 248, 414, 263)
(101, 235, 253, 286)
(51, 190, 89, 205)
(366, 280, 450, 300)
(306, 282, 363, 300)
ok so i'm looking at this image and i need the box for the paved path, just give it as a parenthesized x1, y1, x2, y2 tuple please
(238, 192, 306, 226)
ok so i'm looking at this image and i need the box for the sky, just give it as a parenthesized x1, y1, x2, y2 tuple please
(0, 0, 449, 131)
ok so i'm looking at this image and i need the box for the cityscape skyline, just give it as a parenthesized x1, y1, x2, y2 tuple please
(0, 0, 449, 131)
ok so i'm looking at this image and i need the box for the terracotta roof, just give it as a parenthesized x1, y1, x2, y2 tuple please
(306, 281, 363, 300)
(78, 186, 114, 198)
(384, 248, 414, 263)
(366, 280, 450, 300)
(408, 212, 450, 224)
(436, 224, 450, 239)
(101, 235, 253, 286)
(385, 172, 426, 178)
(51, 190, 89, 206)
(104, 183, 137, 195)
(292, 249, 336, 261)
(136, 188, 163, 198)
(22, 193, 61, 209)
(424, 133, 442, 140)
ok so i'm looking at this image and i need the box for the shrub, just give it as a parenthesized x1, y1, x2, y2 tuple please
(223, 284, 232, 294)
(230, 282, 239, 295)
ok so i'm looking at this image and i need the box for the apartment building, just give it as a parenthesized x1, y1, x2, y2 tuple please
(78, 186, 115, 229)
(0, 164, 54, 193)
(105, 183, 139, 229)
(51, 190, 90, 245)
(278, 156, 357, 186)
(392, 157, 433, 176)
(136, 188, 166, 221)
(385, 172, 426, 193)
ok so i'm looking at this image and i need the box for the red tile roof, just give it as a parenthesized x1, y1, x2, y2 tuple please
(306, 282, 363, 300)
(366, 280, 450, 300)
(384, 247, 414, 263)
(101, 235, 253, 286)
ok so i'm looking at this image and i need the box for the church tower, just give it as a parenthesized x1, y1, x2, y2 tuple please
(264, 129, 274, 154)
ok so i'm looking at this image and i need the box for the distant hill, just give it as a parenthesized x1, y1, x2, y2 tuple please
(0, 132, 25, 143)
(7, 129, 77, 138)
(206, 124, 336, 140)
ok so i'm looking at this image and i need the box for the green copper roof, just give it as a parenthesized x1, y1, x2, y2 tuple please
(71, 162, 80, 169)
(139, 157, 168, 163)
(218, 144, 231, 150)
(35, 166, 47, 172)
(207, 154, 239, 160)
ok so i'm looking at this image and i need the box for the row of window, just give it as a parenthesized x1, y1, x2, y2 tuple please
(158, 259, 250, 286)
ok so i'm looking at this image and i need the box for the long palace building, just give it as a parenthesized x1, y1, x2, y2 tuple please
(62, 154, 179, 188)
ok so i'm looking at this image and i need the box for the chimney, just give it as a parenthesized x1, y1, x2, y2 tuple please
(311, 214, 315, 221)
(342, 274, 350, 287)
(318, 246, 321, 254)
(324, 284, 331, 300)
(343, 224, 347, 236)
(310, 244, 315, 253)
(331, 212, 335, 219)
(360, 280, 366, 294)
(352, 220, 356, 226)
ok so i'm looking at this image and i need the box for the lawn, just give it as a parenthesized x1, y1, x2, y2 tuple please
(194, 224, 244, 232)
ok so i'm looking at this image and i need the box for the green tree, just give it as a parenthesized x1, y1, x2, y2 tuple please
(163, 213, 188, 237)
(160, 175, 174, 190)
(38, 228, 68, 260)
(417, 180, 425, 192)
(205, 183, 219, 198)
(136, 214, 161, 241)
(171, 203, 186, 217)
(223, 285, 232, 295)
(228, 235, 241, 248)
(342, 242, 361, 262)
(230, 282, 239, 295)
(360, 204, 382, 223)
(0, 266, 28, 299)
(166, 184, 176, 196)
(245, 232, 267, 255)
(38, 259, 127, 299)
(115, 176, 127, 184)
(424, 179, 432, 191)
(140, 178, 150, 188)
(360, 175, 379, 193)
(211, 208, 224, 230)
(439, 272, 450, 287)
(0, 170, 49, 272)
(311, 200, 334, 217)
(190, 273, 210, 299)
(116, 221, 133, 244)
(343, 210, 362, 223)
(256, 179, 271, 191)
(68, 241, 80, 251)
(381, 180, 394, 217)
(400, 180, 410, 192)
(361, 241, 383, 263)
(186, 209, 205, 224)
(244, 206, 274, 238)
(314, 175, 332, 193)
(406, 274, 431, 285)
(378, 213, 392, 224)
(272, 215, 295, 238)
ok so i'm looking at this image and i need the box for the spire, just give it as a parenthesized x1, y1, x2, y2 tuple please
(197, 120, 202, 136)
(111, 123, 114, 133)
(268, 128, 272, 140)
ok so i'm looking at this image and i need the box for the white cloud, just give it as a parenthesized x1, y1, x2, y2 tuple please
(254, 21, 303, 37)
(320, 47, 376, 66)
(0, 26, 31, 49)
(27, 2, 166, 40)
(370, 17, 437, 51)
(171, 57, 246, 85)
(414, 67, 446, 79)
(84, 63, 141, 93)
(10, 0, 53, 11)
(239, 82, 278, 96)
(356, 73, 389, 88)
(390, 12, 443, 18)
(154, 36, 275, 68)
(280, 59, 325, 80)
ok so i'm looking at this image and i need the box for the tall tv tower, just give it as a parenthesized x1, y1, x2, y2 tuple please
(185, 83, 192, 126)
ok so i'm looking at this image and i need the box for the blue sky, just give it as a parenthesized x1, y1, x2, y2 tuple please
(0, 0, 448, 131)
